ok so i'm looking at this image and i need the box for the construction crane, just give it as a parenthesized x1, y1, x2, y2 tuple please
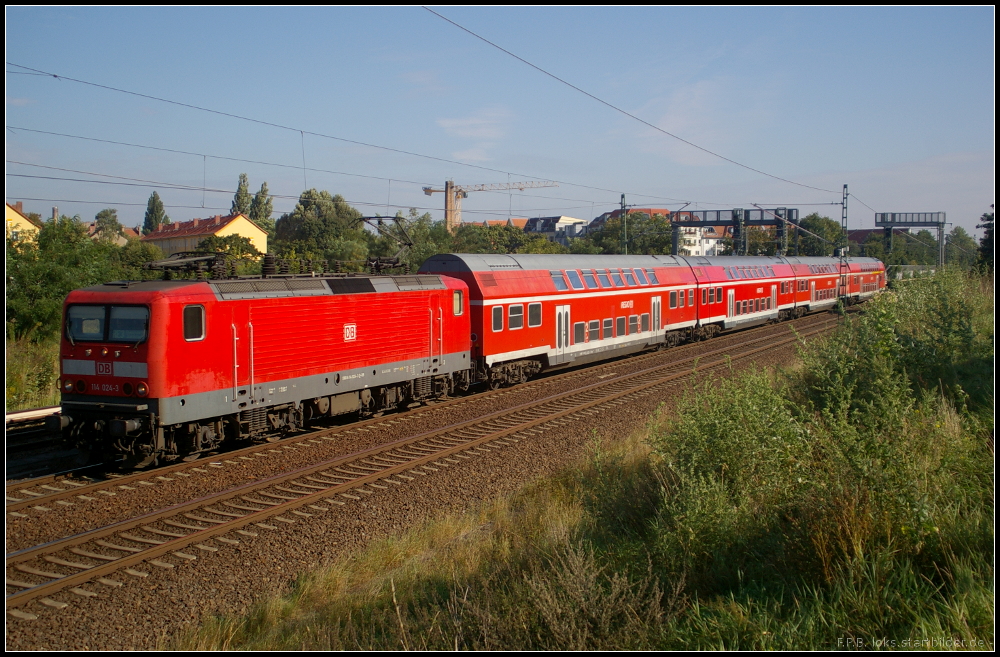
(423, 180, 558, 233)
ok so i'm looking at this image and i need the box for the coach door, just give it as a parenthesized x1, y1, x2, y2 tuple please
(771, 285, 777, 312)
(810, 280, 816, 303)
(651, 296, 661, 332)
(555, 305, 570, 360)
(727, 289, 735, 318)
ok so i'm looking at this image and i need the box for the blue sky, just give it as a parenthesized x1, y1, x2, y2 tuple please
(5, 7, 994, 236)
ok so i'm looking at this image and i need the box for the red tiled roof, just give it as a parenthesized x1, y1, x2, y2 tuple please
(141, 213, 254, 241)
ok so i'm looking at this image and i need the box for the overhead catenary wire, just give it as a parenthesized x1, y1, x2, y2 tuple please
(6, 64, 839, 209)
(422, 7, 840, 196)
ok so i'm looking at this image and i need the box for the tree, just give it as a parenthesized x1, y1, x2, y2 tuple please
(142, 192, 169, 235)
(945, 226, 978, 269)
(796, 214, 842, 256)
(273, 189, 368, 268)
(197, 234, 261, 258)
(94, 208, 123, 242)
(977, 208, 994, 272)
(249, 182, 275, 236)
(231, 173, 252, 216)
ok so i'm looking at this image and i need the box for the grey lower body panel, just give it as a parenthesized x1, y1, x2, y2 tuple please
(156, 351, 471, 426)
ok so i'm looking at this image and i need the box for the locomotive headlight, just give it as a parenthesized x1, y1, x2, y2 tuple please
(75, 380, 86, 393)
(100, 347, 109, 357)
(63, 379, 75, 393)
(136, 382, 149, 397)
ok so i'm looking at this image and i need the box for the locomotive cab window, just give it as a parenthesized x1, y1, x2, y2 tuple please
(528, 302, 542, 327)
(183, 305, 205, 341)
(67, 304, 150, 344)
(67, 305, 106, 342)
(453, 290, 464, 315)
(508, 305, 524, 330)
(492, 306, 503, 332)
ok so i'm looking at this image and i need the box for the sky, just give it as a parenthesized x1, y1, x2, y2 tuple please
(5, 7, 995, 238)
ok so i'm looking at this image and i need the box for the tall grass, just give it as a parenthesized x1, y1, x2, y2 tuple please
(172, 270, 993, 651)
(5, 333, 60, 411)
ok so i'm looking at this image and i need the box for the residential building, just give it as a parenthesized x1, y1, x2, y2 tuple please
(140, 213, 268, 257)
(523, 215, 589, 247)
(5, 202, 43, 242)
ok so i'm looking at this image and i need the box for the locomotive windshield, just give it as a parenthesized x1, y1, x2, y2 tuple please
(67, 305, 149, 344)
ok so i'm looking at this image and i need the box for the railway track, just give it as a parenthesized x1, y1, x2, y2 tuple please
(6, 313, 836, 512)
(6, 315, 838, 617)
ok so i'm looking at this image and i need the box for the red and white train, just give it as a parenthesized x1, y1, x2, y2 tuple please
(54, 254, 884, 465)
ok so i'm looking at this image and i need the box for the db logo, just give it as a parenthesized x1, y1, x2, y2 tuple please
(97, 362, 113, 375)
(343, 324, 357, 342)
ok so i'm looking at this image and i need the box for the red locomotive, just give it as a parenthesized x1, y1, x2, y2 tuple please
(55, 253, 884, 466)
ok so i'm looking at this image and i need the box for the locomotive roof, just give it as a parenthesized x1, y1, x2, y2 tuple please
(75, 274, 448, 301)
(78, 280, 209, 293)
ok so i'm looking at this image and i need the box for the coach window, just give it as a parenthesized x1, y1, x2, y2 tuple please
(597, 269, 613, 287)
(641, 313, 650, 332)
(616, 316, 626, 337)
(623, 269, 637, 286)
(678, 290, 685, 307)
(527, 302, 542, 327)
(566, 270, 585, 290)
(573, 322, 586, 344)
(715, 287, 722, 302)
(688, 289, 695, 306)
(702, 288, 709, 305)
(629, 315, 639, 335)
(589, 320, 600, 341)
(669, 290, 677, 308)
(453, 290, 464, 315)
(635, 269, 649, 285)
(611, 269, 625, 286)
(603, 318, 613, 339)
(508, 305, 524, 330)
(645, 269, 659, 284)
(183, 305, 205, 342)
(550, 271, 569, 291)
(492, 306, 503, 332)
(582, 270, 599, 288)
